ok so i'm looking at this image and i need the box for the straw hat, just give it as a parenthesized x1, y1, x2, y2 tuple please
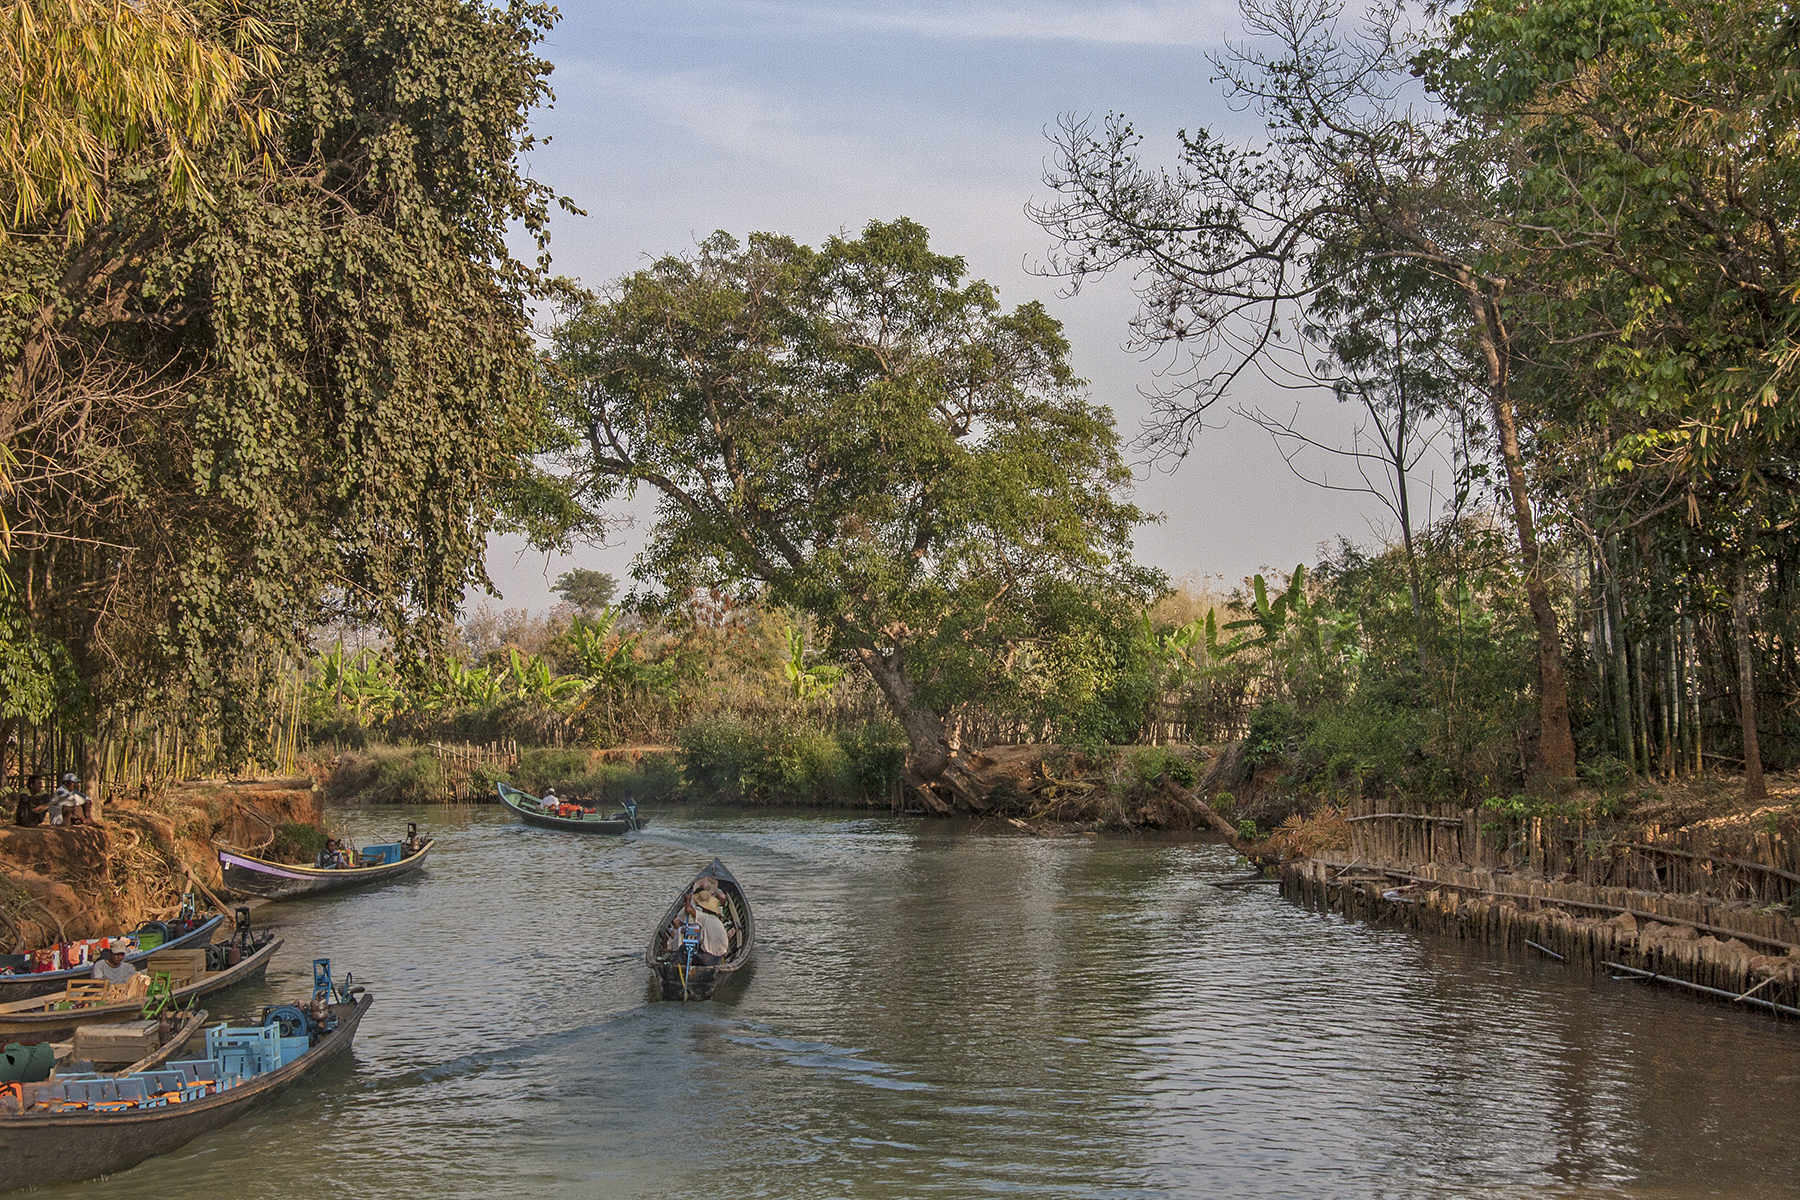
(694, 893, 724, 914)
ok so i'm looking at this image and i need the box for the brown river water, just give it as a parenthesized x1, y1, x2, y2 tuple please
(35, 806, 1800, 1198)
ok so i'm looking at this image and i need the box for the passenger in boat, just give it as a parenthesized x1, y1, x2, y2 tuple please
(48, 774, 88, 826)
(90, 946, 138, 986)
(315, 838, 349, 869)
(691, 893, 729, 966)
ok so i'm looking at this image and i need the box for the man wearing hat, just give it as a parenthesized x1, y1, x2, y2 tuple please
(90, 945, 138, 986)
(690, 890, 729, 966)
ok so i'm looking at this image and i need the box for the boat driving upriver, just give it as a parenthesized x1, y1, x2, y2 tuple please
(0, 961, 371, 1193)
(646, 859, 754, 1001)
(497, 781, 647, 834)
(218, 822, 434, 900)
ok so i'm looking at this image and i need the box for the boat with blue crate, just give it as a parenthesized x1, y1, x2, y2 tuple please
(217, 821, 433, 899)
(645, 859, 755, 1001)
(497, 781, 647, 834)
(0, 961, 370, 1192)
(0, 919, 280, 1043)
(0, 907, 225, 1001)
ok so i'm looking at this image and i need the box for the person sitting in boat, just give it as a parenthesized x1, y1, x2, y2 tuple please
(691, 893, 729, 966)
(48, 774, 88, 826)
(90, 945, 137, 986)
(315, 838, 349, 869)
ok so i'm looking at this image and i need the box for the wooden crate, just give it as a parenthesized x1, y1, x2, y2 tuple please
(72, 1019, 160, 1064)
(142, 948, 207, 987)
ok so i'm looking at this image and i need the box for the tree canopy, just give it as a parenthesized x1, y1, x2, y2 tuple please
(1, 0, 562, 759)
(552, 218, 1156, 796)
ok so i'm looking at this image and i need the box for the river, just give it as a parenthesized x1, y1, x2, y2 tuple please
(40, 806, 1800, 1198)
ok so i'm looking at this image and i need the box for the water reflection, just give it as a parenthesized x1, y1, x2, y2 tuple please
(36, 807, 1800, 1198)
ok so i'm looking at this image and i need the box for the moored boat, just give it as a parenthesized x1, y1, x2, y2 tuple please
(0, 965, 370, 1192)
(217, 823, 434, 899)
(0, 912, 226, 1001)
(645, 858, 754, 1001)
(0, 932, 281, 1043)
(497, 781, 647, 834)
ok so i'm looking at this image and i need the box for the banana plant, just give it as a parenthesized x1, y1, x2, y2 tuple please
(507, 648, 583, 709)
(783, 621, 842, 702)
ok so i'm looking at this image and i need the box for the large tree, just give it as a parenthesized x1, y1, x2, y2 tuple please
(1031, 0, 1581, 784)
(553, 219, 1154, 804)
(1, 0, 561, 763)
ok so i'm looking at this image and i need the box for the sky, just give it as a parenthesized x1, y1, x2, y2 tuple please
(482, 0, 1406, 612)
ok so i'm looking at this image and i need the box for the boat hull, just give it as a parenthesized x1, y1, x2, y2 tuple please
(497, 783, 647, 835)
(0, 996, 370, 1192)
(0, 936, 281, 1042)
(645, 858, 754, 1001)
(0, 914, 226, 1002)
(218, 840, 433, 900)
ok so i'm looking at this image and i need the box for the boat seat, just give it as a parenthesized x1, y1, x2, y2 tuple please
(166, 1059, 220, 1086)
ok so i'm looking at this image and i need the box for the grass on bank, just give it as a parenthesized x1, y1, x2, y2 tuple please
(321, 713, 909, 809)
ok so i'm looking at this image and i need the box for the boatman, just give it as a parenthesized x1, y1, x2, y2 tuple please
(691, 892, 729, 966)
(90, 945, 138, 986)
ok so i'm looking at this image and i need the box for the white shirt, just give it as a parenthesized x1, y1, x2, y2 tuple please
(92, 959, 137, 984)
(696, 910, 728, 957)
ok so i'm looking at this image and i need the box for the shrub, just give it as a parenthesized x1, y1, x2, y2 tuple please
(1116, 745, 1201, 794)
(326, 746, 446, 804)
(677, 713, 903, 807)
(267, 821, 327, 862)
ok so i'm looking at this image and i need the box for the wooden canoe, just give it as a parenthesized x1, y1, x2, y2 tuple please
(645, 858, 754, 1001)
(0, 914, 226, 1001)
(0, 936, 281, 1042)
(0, 994, 371, 1192)
(497, 781, 647, 834)
(217, 830, 434, 900)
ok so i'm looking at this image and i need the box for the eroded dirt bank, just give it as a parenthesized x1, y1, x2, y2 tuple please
(0, 779, 322, 946)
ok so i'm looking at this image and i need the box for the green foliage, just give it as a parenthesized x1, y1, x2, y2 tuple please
(553, 217, 1157, 779)
(2, 0, 565, 765)
(1118, 745, 1200, 791)
(676, 713, 904, 806)
(267, 821, 328, 863)
(2, 0, 278, 234)
(507, 748, 682, 807)
(326, 746, 446, 804)
(551, 569, 617, 614)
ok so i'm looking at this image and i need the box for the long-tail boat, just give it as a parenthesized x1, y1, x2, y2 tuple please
(645, 858, 754, 1001)
(217, 823, 434, 899)
(0, 933, 280, 1043)
(0, 963, 370, 1192)
(497, 781, 647, 834)
(0, 912, 225, 1002)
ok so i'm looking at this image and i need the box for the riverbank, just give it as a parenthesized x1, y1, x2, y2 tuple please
(1266, 769, 1800, 1019)
(0, 779, 322, 946)
(318, 739, 1235, 832)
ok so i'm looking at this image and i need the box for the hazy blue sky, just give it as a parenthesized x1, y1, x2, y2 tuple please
(483, 0, 1409, 611)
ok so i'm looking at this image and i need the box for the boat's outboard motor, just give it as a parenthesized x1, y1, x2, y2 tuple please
(234, 905, 255, 958)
